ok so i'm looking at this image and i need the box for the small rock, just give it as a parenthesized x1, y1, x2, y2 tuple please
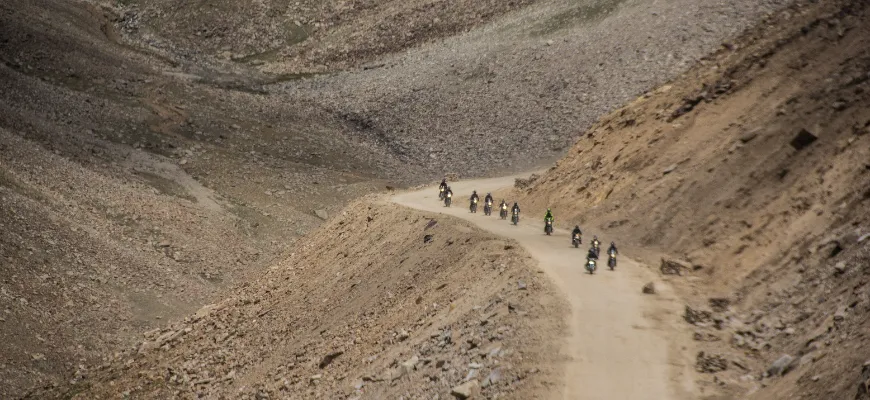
(397, 329, 410, 341)
(708, 298, 730, 312)
(662, 164, 678, 175)
(517, 281, 527, 290)
(642, 282, 656, 294)
(400, 356, 419, 374)
(314, 209, 329, 220)
(660, 258, 691, 275)
(482, 368, 502, 388)
(767, 354, 796, 377)
(834, 261, 847, 275)
(451, 380, 480, 399)
(318, 351, 344, 369)
(309, 374, 322, 384)
(696, 351, 727, 373)
(790, 128, 818, 151)
(684, 306, 712, 325)
(739, 129, 760, 143)
(832, 101, 848, 111)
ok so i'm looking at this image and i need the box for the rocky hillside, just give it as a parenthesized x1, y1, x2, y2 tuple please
(33, 200, 566, 400)
(0, 0, 415, 397)
(508, 0, 870, 398)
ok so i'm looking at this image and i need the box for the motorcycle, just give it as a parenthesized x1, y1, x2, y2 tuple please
(445, 192, 452, 207)
(484, 200, 492, 216)
(585, 258, 597, 274)
(572, 233, 581, 248)
(511, 211, 519, 226)
(470, 197, 478, 213)
(544, 220, 553, 236)
(608, 249, 617, 270)
(499, 205, 508, 220)
(439, 187, 445, 200)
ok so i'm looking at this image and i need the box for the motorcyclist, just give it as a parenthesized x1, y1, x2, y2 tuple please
(484, 192, 493, 204)
(587, 247, 599, 260)
(439, 178, 447, 191)
(500, 200, 507, 209)
(608, 241, 618, 255)
(591, 235, 601, 258)
(470, 190, 480, 203)
(544, 208, 554, 224)
(572, 225, 582, 237)
(445, 186, 453, 198)
(512, 202, 520, 215)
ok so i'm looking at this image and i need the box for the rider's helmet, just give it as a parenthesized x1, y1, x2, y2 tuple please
(473, 190, 477, 194)
(575, 225, 580, 230)
(611, 241, 615, 246)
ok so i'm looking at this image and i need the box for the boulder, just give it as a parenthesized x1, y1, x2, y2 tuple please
(314, 209, 329, 220)
(451, 380, 480, 399)
(642, 282, 656, 294)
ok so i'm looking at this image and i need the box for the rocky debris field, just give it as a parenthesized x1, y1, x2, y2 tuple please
(287, 0, 794, 176)
(33, 200, 566, 399)
(508, 0, 870, 397)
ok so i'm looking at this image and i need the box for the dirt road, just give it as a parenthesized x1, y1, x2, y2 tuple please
(393, 176, 695, 400)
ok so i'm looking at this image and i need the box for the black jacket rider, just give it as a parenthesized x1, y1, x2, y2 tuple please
(484, 194, 493, 204)
(587, 248, 599, 260)
(439, 179, 447, 190)
(512, 203, 520, 214)
(470, 192, 480, 202)
(572, 226, 582, 236)
(608, 242, 618, 255)
(445, 188, 453, 198)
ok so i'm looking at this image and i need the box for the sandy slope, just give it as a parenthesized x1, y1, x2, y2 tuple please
(394, 177, 696, 399)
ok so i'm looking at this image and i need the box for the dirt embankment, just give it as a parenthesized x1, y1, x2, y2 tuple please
(36, 200, 566, 399)
(508, 0, 870, 398)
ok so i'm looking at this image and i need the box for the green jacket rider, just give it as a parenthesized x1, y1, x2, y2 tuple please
(544, 208, 554, 223)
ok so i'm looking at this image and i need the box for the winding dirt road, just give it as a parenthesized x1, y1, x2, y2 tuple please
(393, 176, 695, 400)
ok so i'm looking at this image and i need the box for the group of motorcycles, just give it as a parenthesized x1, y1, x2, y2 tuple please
(440, 186, 520, 225)
(577, 235, 617, 275)
(439, 185, 618, 275)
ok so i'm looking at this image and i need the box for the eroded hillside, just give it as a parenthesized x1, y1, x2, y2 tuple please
(508, 0, 870, 398)
(35, 200, 566, 399)
(0, 0, 416, 396)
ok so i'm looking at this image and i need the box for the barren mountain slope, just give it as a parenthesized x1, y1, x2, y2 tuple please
(506, 0, 870, 397)
(110, 0, 797, 177)
(105, 0, 541, 71)
(38, 200, 566, 400)
(288, 0, 795, 175)
(0, 0, 419, 396)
